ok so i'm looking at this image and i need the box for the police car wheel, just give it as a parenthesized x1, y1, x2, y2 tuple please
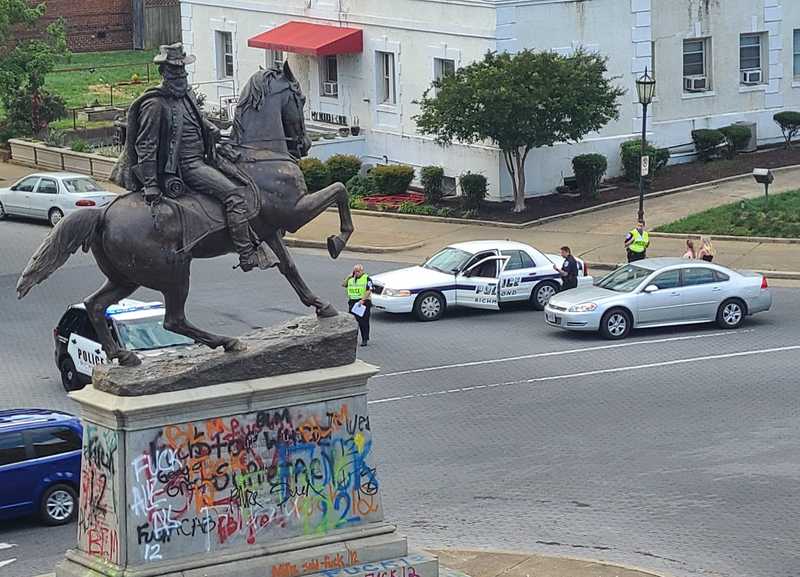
(531, 282, 558, 311)
(413, 291, 445, 322)
(0, 201, 6, 219)
(40, 484, 77, 526)
(600, 309, 631, 340)
(59, 358, 82, 392)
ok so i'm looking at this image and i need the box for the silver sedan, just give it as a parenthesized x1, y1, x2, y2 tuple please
(0, 172, 117, 227)
(544, 258, 772, 339)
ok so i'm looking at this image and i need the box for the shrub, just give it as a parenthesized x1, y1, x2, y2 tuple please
(398, 202, 441, 216)
(349, 197, 367, 210)
(774, 111, 800, 149)
(70, 139, 89, 153)
(420, 166, 445, 204)
(5, 89, 67, 137)
(572, 153, 608, 199)
(459, 172, 487, 211)
(345, 174, 375, 198)
(692, 129, 727, 161)
(298, 157, 331, 192)
(620, 140, 670, 182)
(325, 154, 362, 185)
(370, 164, 415, 195)
(719, 124, 752, 152)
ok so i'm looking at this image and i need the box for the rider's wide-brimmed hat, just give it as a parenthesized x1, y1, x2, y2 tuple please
(153, 42, 196, 66)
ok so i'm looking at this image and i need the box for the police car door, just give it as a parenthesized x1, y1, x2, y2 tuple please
(456, 255, 508, 310)
(67, 333, 107, 378)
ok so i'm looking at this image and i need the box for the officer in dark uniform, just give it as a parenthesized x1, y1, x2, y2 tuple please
(124, 43, 260, 271)
(554, 246, 579, 291)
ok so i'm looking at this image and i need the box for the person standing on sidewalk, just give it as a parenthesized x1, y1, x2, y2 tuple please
(343, 264, 373, 346)
(625, 221, 650, 262)
(553, 246, 579, 291)
(698, 236, 715, 262)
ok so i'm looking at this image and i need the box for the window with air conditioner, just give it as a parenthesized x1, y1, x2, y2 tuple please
(216, 31, 234, 79)
(740, 33, 765, 85)
(377, 51, 396, 105)
(683, 38, 710, 92)
(321, 55, 338, 98)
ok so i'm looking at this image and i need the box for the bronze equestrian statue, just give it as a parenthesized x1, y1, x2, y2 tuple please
(16, 43, 354, 368)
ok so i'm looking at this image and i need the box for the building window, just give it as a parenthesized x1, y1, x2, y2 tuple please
(377, 51, 396, 105)
(321, 55, 338, 98)
(271, 50, 285, 70)
(793, 30, 800, 78)
(683, 38, 710, 92)
(216, 31, 234, 79)
(740, 33, 765, 84)
(434, 58, 455, 83)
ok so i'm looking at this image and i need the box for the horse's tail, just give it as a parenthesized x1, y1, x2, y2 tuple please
(16, 209, 103, 299)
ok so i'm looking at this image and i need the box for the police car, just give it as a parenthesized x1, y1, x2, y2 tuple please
(53, 299, 194, 391)
(371, 240, 591, 321)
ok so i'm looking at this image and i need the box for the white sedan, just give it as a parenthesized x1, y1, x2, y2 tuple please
(0, 172, 117, 227)
(371, 240, 592, 321)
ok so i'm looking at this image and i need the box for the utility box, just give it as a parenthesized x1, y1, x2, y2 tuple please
(735, 121, 758, 152)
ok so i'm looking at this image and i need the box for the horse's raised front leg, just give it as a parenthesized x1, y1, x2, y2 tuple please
(85, 279, 140, 367)
(162, 277, 247, 352)
(287, 182, 353, 259)
(265, 232, 338, 318)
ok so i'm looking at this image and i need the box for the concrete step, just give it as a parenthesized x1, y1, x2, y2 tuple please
(302, 552, 439, 577)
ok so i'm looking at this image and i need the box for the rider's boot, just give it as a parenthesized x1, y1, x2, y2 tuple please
(224, 192, 260, 271)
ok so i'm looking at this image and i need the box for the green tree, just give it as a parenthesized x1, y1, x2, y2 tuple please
(416, 50, 625, 212)
(0, 1, 68, 136)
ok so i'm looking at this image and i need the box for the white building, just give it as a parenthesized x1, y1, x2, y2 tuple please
(180, 0, 800, 201)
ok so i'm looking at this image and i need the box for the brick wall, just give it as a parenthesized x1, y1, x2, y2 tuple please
(43, 0, 134, 52)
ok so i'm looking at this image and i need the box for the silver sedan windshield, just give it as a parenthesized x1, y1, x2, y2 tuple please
(597, 264, 652, 292)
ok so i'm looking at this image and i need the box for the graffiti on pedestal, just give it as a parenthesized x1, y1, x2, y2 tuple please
(77, 424, 120, 564)
(126, 397, 381, 562)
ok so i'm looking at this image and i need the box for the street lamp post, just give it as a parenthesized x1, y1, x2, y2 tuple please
(635, 67, 656, 224)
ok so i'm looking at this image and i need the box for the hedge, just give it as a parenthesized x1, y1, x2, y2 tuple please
(298, 158, 331, 192)
(719, 124, 752, 152)
(371, 164, 415, 195)
(691, 129, 727, 161)
(345, 174, 375, 198)
(620, 140, 670, 182)
(325, 154, 362, 185)
(774, 111, 800, 149)
(572, 153, 608, 199)
(420, 166, 445, 204)
(459, 172, 487, 211)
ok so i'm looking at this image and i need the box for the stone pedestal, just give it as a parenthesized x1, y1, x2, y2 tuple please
(56, 317, 438, 577)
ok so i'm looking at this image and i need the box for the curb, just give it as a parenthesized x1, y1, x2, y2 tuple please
(338, 162, 800, 230)
(650, 231, 800, 245)
(429, 548, 673, 577)
(284, 236, 426, 254)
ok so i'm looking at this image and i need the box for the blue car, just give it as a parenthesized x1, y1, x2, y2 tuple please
(0, 409, 82, 525)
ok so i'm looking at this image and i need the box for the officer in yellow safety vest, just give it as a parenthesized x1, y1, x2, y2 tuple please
(624, 220, 650, 262)
(342, 264, 373, 346)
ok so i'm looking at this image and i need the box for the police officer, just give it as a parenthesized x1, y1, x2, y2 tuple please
(343, 264, 373, 346)
(553, 246, 579, 291)
(625, 220, 650, 262)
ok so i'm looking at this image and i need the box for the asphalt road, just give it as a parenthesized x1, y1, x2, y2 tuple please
(0, 217, 798, 577)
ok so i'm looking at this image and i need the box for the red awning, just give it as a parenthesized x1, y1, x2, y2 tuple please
(248, 21, 363, 56)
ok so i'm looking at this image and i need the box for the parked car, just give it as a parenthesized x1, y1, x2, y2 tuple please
(371, 240, 591, 321)
(0, 172, 116, 227)
(544, 258, 772, 339)
(0, 409, 82, 525)
(54, 299, 194, 391)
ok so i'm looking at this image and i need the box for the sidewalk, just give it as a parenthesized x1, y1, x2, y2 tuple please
(37, 549, 668, 577)
(290, 167, 800, 277)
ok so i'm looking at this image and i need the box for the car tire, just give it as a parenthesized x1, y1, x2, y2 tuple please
(48, 208, 64, 227)
(717, 298, 746, 329)
(600, 308, 632, 340)
(40, 484, 77, 526)
(530, 281, 559, 311)
(59, 357, 83, 392)
(413, 291, 445, 322)
(0, 201, 6, 220)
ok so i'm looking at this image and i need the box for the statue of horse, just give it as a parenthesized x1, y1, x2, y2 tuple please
(16, 63, 353, 368)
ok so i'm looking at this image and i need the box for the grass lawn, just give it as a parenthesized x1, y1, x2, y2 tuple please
(656, 189, 800, 238)
(46, 49, 159, 110)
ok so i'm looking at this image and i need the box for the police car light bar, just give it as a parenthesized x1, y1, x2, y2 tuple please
(104, 302, 165, 317)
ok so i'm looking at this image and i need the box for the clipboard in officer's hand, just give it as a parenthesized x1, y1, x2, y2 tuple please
(351, 301, 367, 318)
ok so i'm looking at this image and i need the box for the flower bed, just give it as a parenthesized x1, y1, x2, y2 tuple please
(361, 192, 425, 209)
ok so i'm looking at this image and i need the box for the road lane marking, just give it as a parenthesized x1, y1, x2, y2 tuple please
(374, 330, 755, 379)
(0, 558, 16, 568)
(0, 544, 15, 551)
(368, 344, 800, 405)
